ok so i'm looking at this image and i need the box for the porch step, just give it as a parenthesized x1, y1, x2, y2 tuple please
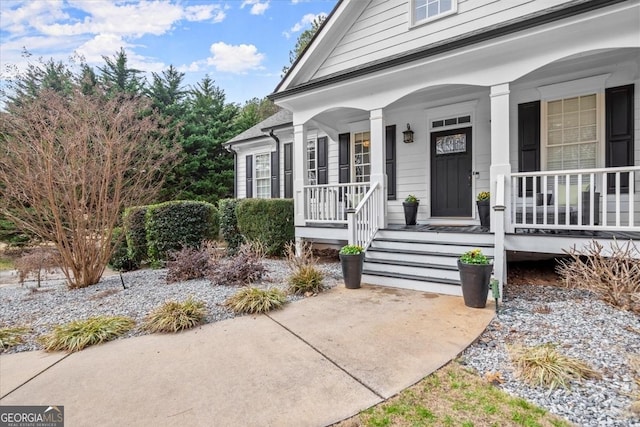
(362, 229, 495, 296)
(371, 238, 495, 257)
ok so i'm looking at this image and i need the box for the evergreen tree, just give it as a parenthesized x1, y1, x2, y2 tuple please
(98, 48, 145, 96)
(147, 65, 187, 117)
(234, 97, 280, 133)
(160, 76, 238, 204)
(282, 15, 326, 76)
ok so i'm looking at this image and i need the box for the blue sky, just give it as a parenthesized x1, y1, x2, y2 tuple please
(0, 0, 338, 105)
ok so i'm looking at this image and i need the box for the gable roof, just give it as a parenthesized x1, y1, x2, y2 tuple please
(225, 109, 292, 145)
(272, 0, 625, 101)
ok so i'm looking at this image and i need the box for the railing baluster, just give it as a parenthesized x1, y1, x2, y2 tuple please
(616, 172, 621, 227)
(630, 171, 635, 227)
(577, 174, 583, 226)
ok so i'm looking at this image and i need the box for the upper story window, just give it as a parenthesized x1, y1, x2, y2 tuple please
(414, 0, 457, 24)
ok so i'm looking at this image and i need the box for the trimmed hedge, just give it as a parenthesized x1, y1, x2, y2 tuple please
(123, 206, 148, 264)
(145, 200, 219, 264)
(218, 198, 243, 255)
(108, 227, 139, 272)
(236, 199, 294, 256)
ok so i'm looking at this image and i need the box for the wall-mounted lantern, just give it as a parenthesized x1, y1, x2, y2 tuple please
(403, 123, 414, 143)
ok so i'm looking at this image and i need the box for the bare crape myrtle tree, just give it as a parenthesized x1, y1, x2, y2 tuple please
(0, 89, 178, 288)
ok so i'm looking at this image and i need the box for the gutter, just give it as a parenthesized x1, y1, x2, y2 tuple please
(268, 129, 280, 198)
(225, 143, 238, 199)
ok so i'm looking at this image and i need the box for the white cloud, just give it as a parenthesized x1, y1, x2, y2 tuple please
(241, 0, 270, 16)
(206, 42, 265, 73)
(184, 4, 226, 23)
(283, 12, 326, 39)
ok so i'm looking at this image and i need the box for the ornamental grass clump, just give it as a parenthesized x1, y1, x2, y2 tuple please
(459, 248, 491, 265)
(0, 326, 30, 351)
(224, 287, 287, 314)
(285, 241, 324, 295)
(142, 297, 207, 333)
(40, 316, 135, 353)
(508, 343, 601, 390)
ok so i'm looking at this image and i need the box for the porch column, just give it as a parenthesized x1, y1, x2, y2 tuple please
(293, 123, 307, 227)
(490, 83, 511, 296)
(370, 108, 387, 228)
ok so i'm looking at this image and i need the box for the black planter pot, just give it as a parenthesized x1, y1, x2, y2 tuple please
(340, 253, 364, 289)
(402, 202, 419, 226)
(476, 200, 490, 228)
(457, 260, 493, 308)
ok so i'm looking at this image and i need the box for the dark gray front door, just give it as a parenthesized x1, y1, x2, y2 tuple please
(431, 127, 472, 217)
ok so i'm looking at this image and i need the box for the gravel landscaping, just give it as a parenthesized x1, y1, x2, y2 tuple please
(1, 260, 638, 426)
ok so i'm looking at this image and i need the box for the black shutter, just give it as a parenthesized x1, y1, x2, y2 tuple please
(385, 125, 397, 200)
(518, 101, 541, 196)
(245, 155, 253, 198)
(271, 151, 279, 198)
(338, 133, 350, 183)
(283, 143, 293, 198)
(317, 136, 328, 185)
(606, 84, 634, 193)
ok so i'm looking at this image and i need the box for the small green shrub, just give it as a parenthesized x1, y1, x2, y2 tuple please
(123, 206, 149, 264)
(40, 316, 135, 352)
(339, 244, 364, 255)
(508, 343, 601, 390)
(108, 227, 139, 272)
(236, 199, 294, 256)
(224, 287, 287, 314)
(219, 198, 244, 255)
(145, 200, 219, 264)
(459, 249, 490, 265)
(0, 326, 30, 350)
(142, 297, 207, 333)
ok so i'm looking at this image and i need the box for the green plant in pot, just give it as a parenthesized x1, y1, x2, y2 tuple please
(402, 194, 419, 226)
(339, 244, 364, 289)
(476, 191, 490, 229)
(457, 248, 493, 308)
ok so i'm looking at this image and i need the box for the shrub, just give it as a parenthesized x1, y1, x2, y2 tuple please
(339, 244, 364, 255)
(0, 326, 30, 351)
(508, 343, 601, 390)
(142, 297, 207, 333)
(14, 247, 60, 287)
(224, 287, 287, 314)
(123, 206, 149, 265)
(145, 200, 219, 264)
(556, 240, 640, 313)
(209, 243, 265, 286)
(459, 248, 491, 265)
(40, 316, 135, 352)
(108, 227, 139, 272)
(219, 198, 244, 255)
(285, 241, 324, 295)
(166, 242, 218, 283)
(236, 199, 294, 256)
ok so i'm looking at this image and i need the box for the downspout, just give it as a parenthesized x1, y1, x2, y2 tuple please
(268, 129, 280, 198)
(225, 144, 238, 198)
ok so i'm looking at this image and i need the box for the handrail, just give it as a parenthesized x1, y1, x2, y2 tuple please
(347, 182, 380, 250)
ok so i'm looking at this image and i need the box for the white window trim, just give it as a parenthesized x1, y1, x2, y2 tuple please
(306, 138, 318, 186)
(254, 152, 271, 199)
(410, 0, 458, 28)
(538, 76, 609, 171)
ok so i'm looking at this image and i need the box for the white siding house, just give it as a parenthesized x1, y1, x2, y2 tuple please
(228, 0, 640, 297)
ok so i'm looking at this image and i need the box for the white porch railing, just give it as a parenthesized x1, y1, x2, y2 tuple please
(511, 166, 640, 231)
(347, 182, 381, 250)
(303, 182, 370, 223)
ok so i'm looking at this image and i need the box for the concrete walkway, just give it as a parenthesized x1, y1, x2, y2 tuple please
(0, 285, 494, 427)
